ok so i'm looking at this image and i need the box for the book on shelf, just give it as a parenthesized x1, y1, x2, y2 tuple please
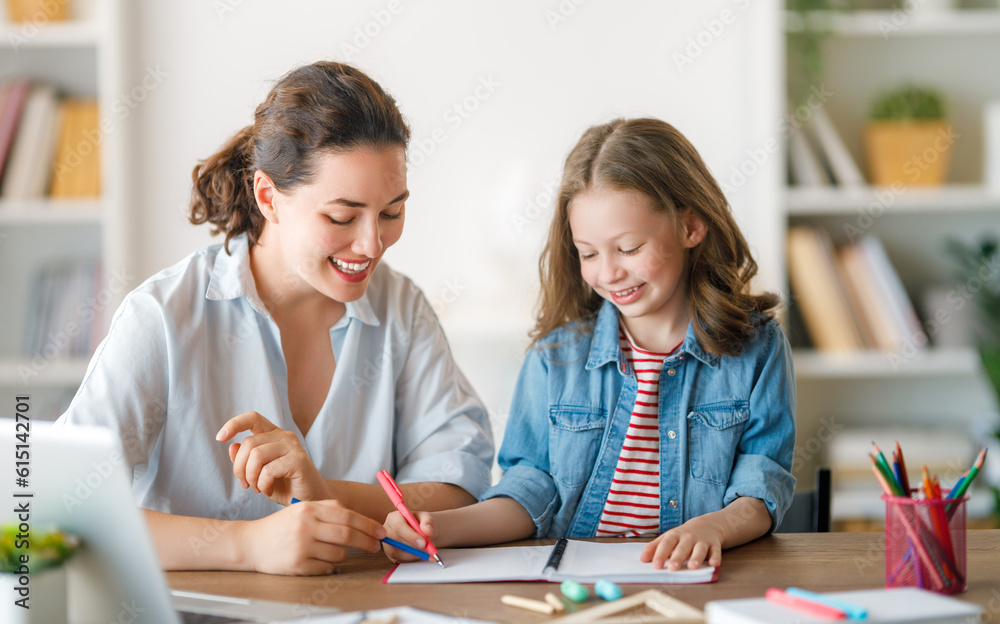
(788, 125, 831, 187)
(787, 227, 926, 353)
(787, 227, 864, 351)
(0, 79, 101, 204)
(0, 79, 33, 188)
(859, 236, 928, 350)
(1, 84, 60, 199)
(808, 107, 866, 187)
(838, 243, 907, 351)
(22, 257, 102, 361)
(50, 98, 101, 198)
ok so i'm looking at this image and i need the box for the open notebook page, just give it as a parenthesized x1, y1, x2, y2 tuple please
(385, 540, 717, 584)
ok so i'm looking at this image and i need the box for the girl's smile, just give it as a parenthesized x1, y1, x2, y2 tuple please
(568, 185, 706, 351)
(610, 283, 644, 305)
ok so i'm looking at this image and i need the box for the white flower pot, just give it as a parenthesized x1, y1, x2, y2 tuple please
(1, 566, 68, 624)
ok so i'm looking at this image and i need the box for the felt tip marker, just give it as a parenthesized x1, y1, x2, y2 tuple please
(784, 587, 867, 620)
(765, 587, 848, 620)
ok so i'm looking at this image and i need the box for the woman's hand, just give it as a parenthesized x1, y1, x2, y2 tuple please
(217, 411, 328, 506)
(239, 500, 386, 575)
(382, 510, 436, 563)
(640, 514, 725, 571)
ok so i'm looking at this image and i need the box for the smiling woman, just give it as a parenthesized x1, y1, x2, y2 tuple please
(54, 62, 494, 576)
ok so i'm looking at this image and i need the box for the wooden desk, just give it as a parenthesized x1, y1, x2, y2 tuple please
(168, 531, 1000, 622)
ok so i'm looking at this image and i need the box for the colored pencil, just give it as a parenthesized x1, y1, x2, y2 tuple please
(894, 440, 911, 495)
(872, 442, 903, 495)
(947, 448, 987, 500)
(870, 453, 904, 496)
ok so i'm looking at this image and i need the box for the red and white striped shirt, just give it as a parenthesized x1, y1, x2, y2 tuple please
(595, 325, 681, 537)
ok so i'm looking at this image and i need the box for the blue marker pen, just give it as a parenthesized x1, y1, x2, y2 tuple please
(784, 587, 867, 620)
(289, 498, 432, 562)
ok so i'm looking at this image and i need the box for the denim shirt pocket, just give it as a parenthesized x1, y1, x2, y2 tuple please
(548, 405, 607, 488)
(687, 399, 750, 486)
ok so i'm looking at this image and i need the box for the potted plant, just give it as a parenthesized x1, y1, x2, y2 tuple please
(1, 526, 78, 624)
(4, 0, 69, 23)
(946, 237, 1000, 522)
(866, 84, 953, 186)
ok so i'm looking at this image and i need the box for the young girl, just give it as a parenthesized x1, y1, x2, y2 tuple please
(56, 62, 494, 575)
(384, 118, 795, 571)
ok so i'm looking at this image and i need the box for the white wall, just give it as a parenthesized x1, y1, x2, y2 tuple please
(126, 0, 782, 431)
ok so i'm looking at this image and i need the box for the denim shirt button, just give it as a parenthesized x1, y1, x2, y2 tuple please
(667, 430, 676, 439)
(667, 368, 676, 377)
(668, 499, 678, 508)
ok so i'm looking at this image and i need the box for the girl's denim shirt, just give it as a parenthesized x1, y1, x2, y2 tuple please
(481, 299, 796, 538)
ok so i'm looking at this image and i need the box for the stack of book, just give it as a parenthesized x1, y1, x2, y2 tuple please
(787, 227, 927, 352)
(22, 257, 104, 360)
(788, 107, 865, 188)
(0, 77, 101, 201)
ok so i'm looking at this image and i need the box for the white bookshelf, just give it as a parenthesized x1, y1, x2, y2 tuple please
(783, 8, 1000, 511)
(786, 8, 1000, 37)
(0, 199, 102, 223)
(0, 0, 129, 417)
(0, 357, 89, 387)
(0, 19, 102, 48)
(787, 185, 1000, 215)
(793, 348, 982, 380)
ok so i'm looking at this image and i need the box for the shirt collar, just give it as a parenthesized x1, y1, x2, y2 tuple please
(205, 233, 380, 327)
(585, 299, 719, 371)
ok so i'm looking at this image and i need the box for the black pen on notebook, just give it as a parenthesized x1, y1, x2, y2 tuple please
(542, 537, 568, 576)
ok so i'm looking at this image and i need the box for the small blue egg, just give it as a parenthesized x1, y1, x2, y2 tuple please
(594, 579, 622, 601)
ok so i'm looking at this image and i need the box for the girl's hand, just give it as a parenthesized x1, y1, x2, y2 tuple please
(240, 500, 386, 575)
(216, 411, 328, 506)
(640, 515, 724, 571)
(382, 510, 435, 562)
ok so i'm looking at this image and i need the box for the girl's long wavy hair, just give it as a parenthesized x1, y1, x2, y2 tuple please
(532, 118, 779, 356)
(189, 61, 410, 251)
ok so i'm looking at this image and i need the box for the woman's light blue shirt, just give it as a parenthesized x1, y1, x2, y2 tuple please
(56, 234, 494, 521)
(481, 299, 795, 538)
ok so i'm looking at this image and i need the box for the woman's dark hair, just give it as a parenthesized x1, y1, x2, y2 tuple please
(189, 61, 410, 251)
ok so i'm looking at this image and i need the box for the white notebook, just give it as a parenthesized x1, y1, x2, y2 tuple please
(384, 540, 717, 584)
(705, 588, 982, 624)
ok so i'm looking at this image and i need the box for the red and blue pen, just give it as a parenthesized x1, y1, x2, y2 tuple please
(288, 495, 434, 564)
(376, 470, 445, 567)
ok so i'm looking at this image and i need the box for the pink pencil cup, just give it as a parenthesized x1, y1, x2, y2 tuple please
(883, 493, 968, 595)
